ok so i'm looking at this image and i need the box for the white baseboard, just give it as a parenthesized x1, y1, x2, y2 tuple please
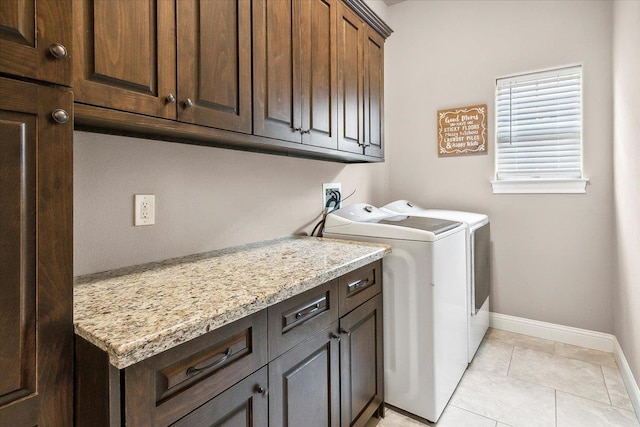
(614, 337, 640, 416)
(490, 312, 640, 421)
(489, 312, 614, 352)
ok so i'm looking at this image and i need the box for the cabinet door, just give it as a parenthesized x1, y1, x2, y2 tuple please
(253, 0, 302, 143)
(177, 0, 252, 133)
(0, 78, 73, 426)
(269, 323, 341, 427)
(340, 294, 384, 427)
(336, 3, 364, 154)
(363, 27, 385, 158)
(299, 0, 338, 150)
(170, 367, 268, 427)
(0, 0, 72, 86)
(73, 0, 177, 119)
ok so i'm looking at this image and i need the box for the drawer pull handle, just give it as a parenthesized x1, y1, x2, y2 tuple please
(186, 347, 232, 377)
(296, 302, 321, 319)
(347, 279, 370, 291)
(257, 386, 269, 397)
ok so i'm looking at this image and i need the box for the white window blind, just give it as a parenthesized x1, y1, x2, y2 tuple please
(495, 66, 583, 180)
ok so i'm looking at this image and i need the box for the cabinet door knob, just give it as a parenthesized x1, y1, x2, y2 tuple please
(330, 333, 341, 341)
(51, 109, 69, 124)
(165, 94, 177, 104)
(340, 329, 351, 337)
(183, 98, 195, 109)
(257, 386, 269, 397)
(49, 43, 68, 59)
(293, 127, 302, 133)
(301, 129, 311, 134)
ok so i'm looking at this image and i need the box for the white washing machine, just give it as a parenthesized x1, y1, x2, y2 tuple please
(381, 200, 490, 363)
(323, 203, 468, 423)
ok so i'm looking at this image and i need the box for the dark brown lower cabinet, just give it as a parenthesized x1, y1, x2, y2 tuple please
(0, 77, 73, 426)
(75, 261, 384, 426)
(340, 294, 384, 427)
(170, 367, 268, 427)
(269, 322, 341, 427)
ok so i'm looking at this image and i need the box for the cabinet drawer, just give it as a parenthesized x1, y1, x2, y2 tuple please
(171, 366, 268, 427)
(268, 279, 338, 360)
(339, 260, 382, 316)
(124, 309, 267, 426)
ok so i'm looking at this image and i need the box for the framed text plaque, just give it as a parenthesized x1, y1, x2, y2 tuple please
(437, 104, 488, 157)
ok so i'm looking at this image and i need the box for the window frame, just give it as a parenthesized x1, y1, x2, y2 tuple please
(491, 65, 588, 194)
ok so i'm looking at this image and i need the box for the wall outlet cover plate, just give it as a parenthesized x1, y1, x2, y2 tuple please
(134, 194, 155, 226)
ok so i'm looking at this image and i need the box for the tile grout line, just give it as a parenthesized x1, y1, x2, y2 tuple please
(601, 364, 614, 406)
(555, 389, 558, 427)
(506, 344, 515, 376)
(448, 403, 501, 425)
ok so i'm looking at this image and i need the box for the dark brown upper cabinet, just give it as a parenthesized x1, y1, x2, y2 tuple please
(337, 3, 365, 154)
(73, 0, 178, 119)
(177, 0, 253, 133)
(75, 0, 253, 132)
(0, 77, 73, 426)
(0, 0, 72, 86)
(337, 1, 385, 158)
(73, 0, 391, 162)
(253, 0, 338, 149)
(363, 26, 385, 158)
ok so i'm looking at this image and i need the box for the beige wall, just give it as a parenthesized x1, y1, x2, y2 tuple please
(613, 0, 640, 383)
(73, 1, 619, 338)
(383, 1, 615, 332)
(73, 132, 389, 275)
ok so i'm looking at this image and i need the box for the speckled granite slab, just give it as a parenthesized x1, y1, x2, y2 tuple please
(74, 237, 390, 369)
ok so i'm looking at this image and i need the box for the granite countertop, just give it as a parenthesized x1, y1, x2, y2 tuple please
(74, 237, 390, 369)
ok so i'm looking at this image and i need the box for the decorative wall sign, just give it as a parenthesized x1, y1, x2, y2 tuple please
(437, 104, 488, 157)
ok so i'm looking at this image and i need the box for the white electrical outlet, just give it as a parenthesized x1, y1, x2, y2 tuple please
(134, 194, 155, 226)
(322, 183, 342, 213)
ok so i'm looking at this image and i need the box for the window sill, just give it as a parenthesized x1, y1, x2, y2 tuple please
(491, 178, 589, 194)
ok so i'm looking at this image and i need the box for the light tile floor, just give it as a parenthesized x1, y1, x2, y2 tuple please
(375, 329, 639, 427)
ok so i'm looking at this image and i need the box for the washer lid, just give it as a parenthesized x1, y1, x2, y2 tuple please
(421, 209, 489, 228)
(379, 216, 461, 235)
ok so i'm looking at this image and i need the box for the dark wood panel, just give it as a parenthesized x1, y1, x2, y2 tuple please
(170, 367, 268, 427)
(338, 260, 382, 317)
(269, 322, 341, 427)
(253, 0, 301, 143)
(177, 0, 252, 133)
(268, 279, 338, 360)
(0, 1, 35, 46)
(300, 0, 338, 149)
(0, 112, 37, 406)
(363, 26, 384, 158)
(75, 337, 122, 427)
(93, 0, 153, 89)
(0, 0, 72, 85)
(0, 77, 73, 426)
(337, 2, 364, 154)
(340, 294, 384, 427)
(74, 103, 385, 163)
(124, 309, 267, 426)
(74, 0, 176, 119)
(341, 0, 393, 39)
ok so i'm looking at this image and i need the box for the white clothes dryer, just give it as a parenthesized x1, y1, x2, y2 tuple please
(323, 203, 468, 423)
(381, 200, 490, 363)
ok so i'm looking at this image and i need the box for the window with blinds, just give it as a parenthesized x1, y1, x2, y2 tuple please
(495, 66, 583, 181)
